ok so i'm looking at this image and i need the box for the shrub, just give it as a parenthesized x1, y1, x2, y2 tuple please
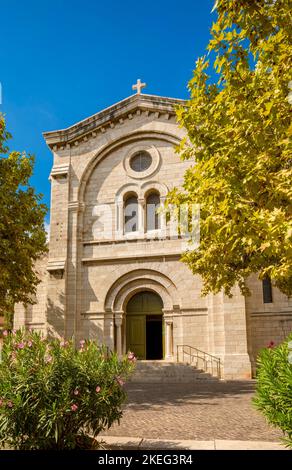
(253, 334, 292, 448)
(0, 329, 135, 449)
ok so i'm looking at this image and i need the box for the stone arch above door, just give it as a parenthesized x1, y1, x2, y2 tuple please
(113, 279, 172, 312)
(104, 268, 180, 313)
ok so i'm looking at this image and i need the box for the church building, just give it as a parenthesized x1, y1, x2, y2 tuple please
(14, 82, 292, 379)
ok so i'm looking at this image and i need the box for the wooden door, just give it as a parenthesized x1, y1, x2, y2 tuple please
(126, 315, 146, 359)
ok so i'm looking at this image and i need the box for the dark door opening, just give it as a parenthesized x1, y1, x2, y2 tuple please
(146, 315, 163, 360)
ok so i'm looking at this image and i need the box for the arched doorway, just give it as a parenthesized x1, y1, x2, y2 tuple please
(126, 291, 163, 360)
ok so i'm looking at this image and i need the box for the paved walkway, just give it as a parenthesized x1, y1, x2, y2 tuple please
(101, 381, 283, 443)
(100, 436, 285, 450)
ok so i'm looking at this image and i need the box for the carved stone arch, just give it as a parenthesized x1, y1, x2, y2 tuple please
(141, 180, 169, 199)
(78, 130, 181, 204)
(116, 183, 142, 203)
(104, 268, 180, 312)
(113, 279, 173, 312)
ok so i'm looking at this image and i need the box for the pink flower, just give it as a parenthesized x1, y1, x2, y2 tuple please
(95, 386, 101, 393)
(7, 401, 13, 408)
(2, 330, 8, 337)
(73, 389, 79, 396)
(17, 342, 25, 349)
(27, 341, 33, 348)
(127, 351, 136, 362)
(45, 355, 53, 363)
(79, 340, 86, 352)
(71, 404, 78, 412)
(12, 330, 16, 336)
(115, 376, 125, 387)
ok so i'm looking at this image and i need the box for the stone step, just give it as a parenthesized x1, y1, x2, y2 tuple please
(128, 361, 220, 383)
(129, 374, 218, 383)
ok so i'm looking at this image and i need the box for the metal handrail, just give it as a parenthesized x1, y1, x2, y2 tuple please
(176, 344, 222, 379)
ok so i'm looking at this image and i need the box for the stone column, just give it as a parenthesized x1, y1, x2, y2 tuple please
(160, 197, 167, 239)
(104, 308, 114, 351)
(115, 313, 123, 357)
(165, 319, 173, 359)
(115, 199, 123, 239)
(138, 198, 145, 235)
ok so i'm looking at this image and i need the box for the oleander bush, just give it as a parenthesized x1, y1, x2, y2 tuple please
(253, 334, 292, 448)
(0, 329, 135, 449)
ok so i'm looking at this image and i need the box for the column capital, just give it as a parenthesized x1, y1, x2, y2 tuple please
(114, 311, 124, 326)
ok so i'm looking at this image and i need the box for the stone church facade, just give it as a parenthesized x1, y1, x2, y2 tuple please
(14, 85, 292, 379)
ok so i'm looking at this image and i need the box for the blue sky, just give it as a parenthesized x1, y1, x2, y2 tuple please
(0, 0, 215, 222)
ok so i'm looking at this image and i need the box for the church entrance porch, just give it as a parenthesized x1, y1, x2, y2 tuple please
(125, 291, 163, 360)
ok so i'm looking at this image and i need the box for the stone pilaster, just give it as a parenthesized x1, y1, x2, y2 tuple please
(221, 287, 252, 379)
(66, 201, 84, 342)
(104, 308, 115, 351)
(46, 167, 70, 338)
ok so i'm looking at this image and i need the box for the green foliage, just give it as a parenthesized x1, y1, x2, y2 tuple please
(0, 329, 135, 449)
(0, 115, 47, 324)
(253, 335, 292, 448)
(170, 0, 292, 296)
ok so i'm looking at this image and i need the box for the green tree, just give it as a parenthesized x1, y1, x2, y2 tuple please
(170, 0, 292, 296)
(0, 114, 47, 327)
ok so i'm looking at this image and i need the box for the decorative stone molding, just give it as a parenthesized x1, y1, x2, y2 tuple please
(47, 259, 66, 277)
(43, 94, 186, 150)
(82, 252, 182, 263)
(80, 312, 105, 320)
(104, 271, 180, 317)
(115, 182, 141, 202)
(123, 144, 160, 180)
(50, 163, 70, 179)
(141, 180, 169, 198)
(251, 311, 292, 317)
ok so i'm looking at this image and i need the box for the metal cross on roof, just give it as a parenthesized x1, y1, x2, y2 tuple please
(132, 78, 146, 95)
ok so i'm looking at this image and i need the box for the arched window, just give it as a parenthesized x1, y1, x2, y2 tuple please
(146, 192, 160, 231)
(262, 277, 273, 303)
(124, 194, 138, 233)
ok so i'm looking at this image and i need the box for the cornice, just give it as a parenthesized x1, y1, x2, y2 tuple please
(43, 94, 186, 149)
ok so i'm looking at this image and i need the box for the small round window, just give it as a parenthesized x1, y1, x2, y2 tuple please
(130, 151, 152, 172)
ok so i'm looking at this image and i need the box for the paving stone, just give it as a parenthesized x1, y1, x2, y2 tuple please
(215, 440, 285, 450)
(101, 381, 283, 442)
